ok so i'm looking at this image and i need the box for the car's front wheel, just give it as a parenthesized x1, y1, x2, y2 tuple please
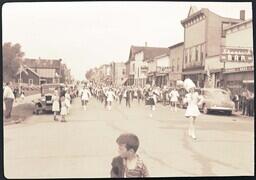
(226, 111, 232, 116)
(203, 104, 208, 114)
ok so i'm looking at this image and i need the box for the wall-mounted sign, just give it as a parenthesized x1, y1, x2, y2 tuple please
(140, 66, 149, 73)
(220, 47, 253, 62)
(156, 66, 170, 73)
(224, 66, 254, 73)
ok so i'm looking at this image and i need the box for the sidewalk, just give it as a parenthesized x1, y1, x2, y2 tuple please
(4, 93, 41, 125)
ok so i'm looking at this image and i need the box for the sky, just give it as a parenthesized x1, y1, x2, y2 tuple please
(2, 1, 252, 81)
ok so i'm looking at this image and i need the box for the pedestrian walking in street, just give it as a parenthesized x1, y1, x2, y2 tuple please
(65, 90, 71, 114)
(169, 88, 180, 112)
(184, 84, 203, 140)
(137, 87, 143, 104)
(3, 81, 15, 119)
(81, 86, 91, 111)
(52, 90, 60, 121)
(110, 133, 149, 178)
(106, 88, 116, 111)
(60, 96, 68, 122)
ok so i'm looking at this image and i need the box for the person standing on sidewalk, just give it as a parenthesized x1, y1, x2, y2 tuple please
(3, 81, 15, 119)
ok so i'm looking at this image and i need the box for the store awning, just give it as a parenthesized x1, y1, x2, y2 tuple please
(243, 80, 254, 84)
(182, 70, 205, 75)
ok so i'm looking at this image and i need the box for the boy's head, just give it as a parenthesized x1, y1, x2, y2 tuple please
(116, 133, 140, 158)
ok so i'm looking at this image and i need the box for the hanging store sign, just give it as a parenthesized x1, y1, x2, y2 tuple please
(220, 47, 253, 62)
(156, 66, 170, 73)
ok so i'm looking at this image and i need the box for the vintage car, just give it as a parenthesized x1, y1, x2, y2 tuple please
(33, 83, 65, 114)
(198, 88, 235, 115)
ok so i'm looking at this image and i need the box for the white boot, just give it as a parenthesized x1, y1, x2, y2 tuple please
(83, 106, 87, 111)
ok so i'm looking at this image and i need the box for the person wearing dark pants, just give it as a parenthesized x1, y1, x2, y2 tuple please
(3, 81, 15, 119)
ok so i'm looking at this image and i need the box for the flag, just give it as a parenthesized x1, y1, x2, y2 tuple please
(206, 65, 211, 81)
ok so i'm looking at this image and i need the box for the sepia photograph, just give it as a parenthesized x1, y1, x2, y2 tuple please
(2, 1, 254, 178)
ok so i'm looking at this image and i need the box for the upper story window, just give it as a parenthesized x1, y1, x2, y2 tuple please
(195, 48, 198, 62)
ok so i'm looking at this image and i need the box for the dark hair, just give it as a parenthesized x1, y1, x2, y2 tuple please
(116, 133, 140, 152)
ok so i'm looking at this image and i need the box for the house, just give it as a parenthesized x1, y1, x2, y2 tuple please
(180, 6, 244, 88)
(15, 65, 40, 85)
(23, 58, 62, 84)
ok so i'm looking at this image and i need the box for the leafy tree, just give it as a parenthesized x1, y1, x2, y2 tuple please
(2, 42, 25, 82)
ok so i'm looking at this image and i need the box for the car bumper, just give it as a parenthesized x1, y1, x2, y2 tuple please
(209, 107, 233, 111)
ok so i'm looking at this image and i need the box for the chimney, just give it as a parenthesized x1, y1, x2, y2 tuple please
(240, 10, 245, 20)
(145, 42, 148, 47)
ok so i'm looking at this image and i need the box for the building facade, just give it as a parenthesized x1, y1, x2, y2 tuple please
(111, 62, 126, 87)
(169, 42, 184, 87)
(181, 6, 243, 87)
(23, 58, 62, 84)
(154, 53, 170, 87)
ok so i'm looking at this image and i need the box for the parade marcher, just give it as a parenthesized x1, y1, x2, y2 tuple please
(106, 88, 116, 111)
(52, 89, 60, 121)
(60, 96, 68, 122)
(118, 88, 123, 104)
(137, 87, 143, 104)
(169, 88, 180, 112)
(3, 81, 15, 119)
(145, 88, 157, 118)
(110, 133, 149, 178)
(81, 86, 91, 111)
(13, 87, 18, 102)
(125, 88, 132, 108)
(183, 79, 203, 140)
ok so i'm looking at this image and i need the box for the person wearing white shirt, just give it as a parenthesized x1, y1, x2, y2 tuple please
(106, 88, 116, 111)
(81, 86, 91, 111)
(169, 88, 180, 112)
(3, 81, 15, 119)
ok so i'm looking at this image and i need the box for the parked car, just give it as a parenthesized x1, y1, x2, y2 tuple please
(33, 83, 64, 114)
(198, 88, 235, 115)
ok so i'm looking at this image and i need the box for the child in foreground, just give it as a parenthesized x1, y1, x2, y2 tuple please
(110, 133, 149, 178)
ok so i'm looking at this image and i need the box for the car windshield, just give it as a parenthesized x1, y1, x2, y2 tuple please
(204, 90, 230, 100)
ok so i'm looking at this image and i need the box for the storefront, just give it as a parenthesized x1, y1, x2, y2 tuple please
(223, 66, 254, 94)
(155, 73, 168, 88)
(182, 68, 205, 88)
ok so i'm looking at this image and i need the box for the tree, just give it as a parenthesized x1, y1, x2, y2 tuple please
(2, 42, 25, 82)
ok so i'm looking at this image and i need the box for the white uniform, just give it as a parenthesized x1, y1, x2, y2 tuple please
(106, 91, 115, 102)
(185, 92, 201, 117)
(81, 89, 91, 101)
(169, 90, 179, 102)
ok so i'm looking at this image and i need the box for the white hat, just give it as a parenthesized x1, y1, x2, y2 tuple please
(183, 78, 196, 92)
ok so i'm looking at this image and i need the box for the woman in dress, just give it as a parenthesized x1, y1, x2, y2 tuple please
(52, 90, 60, 121)
(184, 87, 203, 140)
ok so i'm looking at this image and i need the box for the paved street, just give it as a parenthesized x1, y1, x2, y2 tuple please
(4, 97, 254, 178)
